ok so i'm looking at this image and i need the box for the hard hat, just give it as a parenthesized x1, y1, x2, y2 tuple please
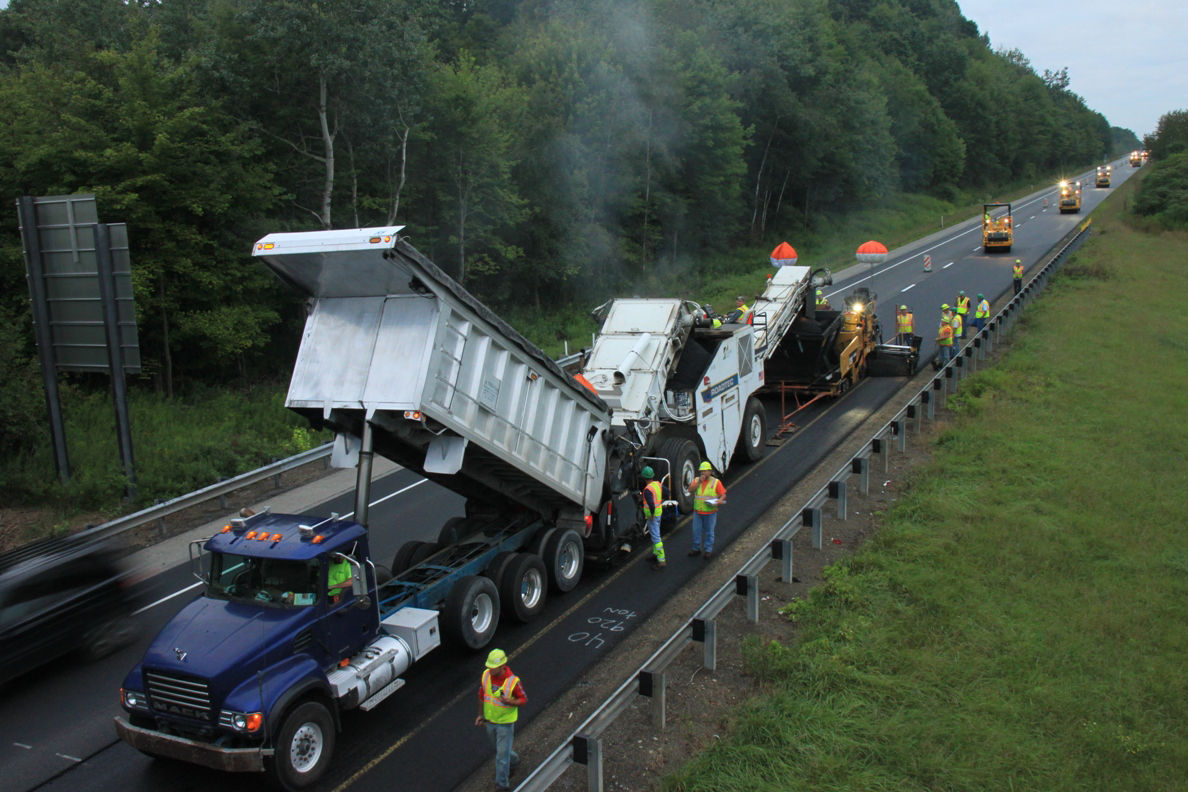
(959, 290, 965, 295)
(977, 293, 984, 299)
(485, 648, 508, 669)
(699, 461, 713, 472)
(816, 289, 823, 296)
(1015, 259, 1021, 264)
(736, 295, 745, 302)
(941, 303, 950, 310)
(899, 304, 907, 310)
(641, 465, 654, 479)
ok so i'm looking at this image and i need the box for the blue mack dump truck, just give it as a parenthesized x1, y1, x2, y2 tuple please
(114, 226, 791, 788)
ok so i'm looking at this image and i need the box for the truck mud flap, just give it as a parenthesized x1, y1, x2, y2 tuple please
(114, 716, 267, 773)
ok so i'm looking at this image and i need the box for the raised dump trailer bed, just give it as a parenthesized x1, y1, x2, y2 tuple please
(253, 227, 612, 523)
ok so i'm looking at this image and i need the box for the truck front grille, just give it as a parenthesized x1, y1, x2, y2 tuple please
(145, 671, 213, 721)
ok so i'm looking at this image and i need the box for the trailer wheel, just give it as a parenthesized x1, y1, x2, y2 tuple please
(269, 701, 335, 790)
(443, 575, 501, 650)
(542, 528, 584, 593)
(659, 437, 699, 514)
(500, 553, 548, 622)
(391, 540, 436, 577)
(736, 397, 767, 463)
(484, 551, 518, 586)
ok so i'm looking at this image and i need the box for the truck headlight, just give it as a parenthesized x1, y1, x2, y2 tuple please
(222, 710, 264, 733)
(121, 688, 149, 711)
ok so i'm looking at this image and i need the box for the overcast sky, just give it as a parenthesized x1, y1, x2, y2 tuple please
(957, 0, 1185, 137)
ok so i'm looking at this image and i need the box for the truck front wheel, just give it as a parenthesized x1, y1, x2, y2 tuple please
(270, 701, 335, 790)
(736, 397, 767, 463)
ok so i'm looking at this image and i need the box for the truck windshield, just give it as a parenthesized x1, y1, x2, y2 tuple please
(209, 553, 320, 607)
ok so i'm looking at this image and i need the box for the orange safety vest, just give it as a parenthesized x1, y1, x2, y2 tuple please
(481, 669, 520, 724)
(956, 296, 970, 316)
(642, 480, 663, 519)
(937, 324, 954, 346)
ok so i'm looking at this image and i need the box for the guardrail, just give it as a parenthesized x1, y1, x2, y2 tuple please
(513, 217, 1093, 791)
(77, 443, 334, 544)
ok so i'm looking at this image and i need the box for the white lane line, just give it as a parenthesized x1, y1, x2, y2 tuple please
(1030, 215, 1037, 220)
(943, 262, 954, 269)
(900, 283, 916, 292)
(972, 246, 980, 252)
(133, 581, 202, 615)
(56, 754, 82, 762)
(14, 743, 32, 750)
(135, 478, 431, 615)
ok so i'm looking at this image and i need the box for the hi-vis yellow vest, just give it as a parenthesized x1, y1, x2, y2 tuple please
(956, 296, 970, 315)
(1013, 263, 1024, 279)
(481, 669, 520, 724)
(693, 478, 722, 514)
(642, 480, 663, 519)
(896, 312, 914, 335)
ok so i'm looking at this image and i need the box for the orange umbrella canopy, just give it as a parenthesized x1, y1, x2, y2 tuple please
(769, 241, 798, 267)
(855, 239, 887, 264)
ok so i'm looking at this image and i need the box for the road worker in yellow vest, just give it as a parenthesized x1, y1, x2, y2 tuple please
(951, 308, 962, 346)
(639, 466, 666, 570)
(895, 304, 914, 345)
(1013, 259, 1024, 295)
(973, 293, 990, 333)
(815, 289, 831, 310)
(476, 648, 527, 791)
(687, 461, 726, 559)
(955, 291, 971, 337)
(936, 313, 956, 364)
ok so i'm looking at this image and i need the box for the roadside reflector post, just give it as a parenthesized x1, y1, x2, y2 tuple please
(638, 670, 666, 729)
(828, 479, 847, 521)
(735, 574, 760, 623)
(692, 617, 717, 671)
(771, 538, 795, 581)
(572, 734, 604, 792)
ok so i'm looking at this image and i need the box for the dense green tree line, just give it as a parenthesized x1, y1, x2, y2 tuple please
(0, 0, 1120, 423)
(1134, 109, 1188, 229)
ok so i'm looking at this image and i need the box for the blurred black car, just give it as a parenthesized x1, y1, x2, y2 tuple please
(0, 534, 137, 684)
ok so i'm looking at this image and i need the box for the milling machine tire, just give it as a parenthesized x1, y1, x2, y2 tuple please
(443, 575, 501, 650)
(269, 701, 336, 790)
(436, 516, 472, 547)
(659, 437, 700, 514)
(499, 553, 548, 623)
(736, 397, 767, 463)
(542, 527, 585, 593)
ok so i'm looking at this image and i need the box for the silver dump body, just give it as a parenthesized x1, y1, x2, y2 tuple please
(253, 227, 612, 517)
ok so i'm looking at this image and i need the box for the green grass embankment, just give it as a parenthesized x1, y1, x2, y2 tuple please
(664, 176, 1188, 790)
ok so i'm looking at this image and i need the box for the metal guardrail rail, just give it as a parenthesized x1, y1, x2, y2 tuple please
(76, 443, 334, 544)
(513, 217, 1093, 791)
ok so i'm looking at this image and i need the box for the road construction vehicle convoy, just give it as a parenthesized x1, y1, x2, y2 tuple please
(1096, 166, 1111, 187)
(122, 226, 906, 788)
(982, 203, 1013, 253)
(1059, 180, 1083, 213)
(1129, 150, 1144, 167)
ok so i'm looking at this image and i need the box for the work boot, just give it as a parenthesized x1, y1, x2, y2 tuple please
(702, 551, 713, 560)
(687, 549, 701, 557)
(651, 559, 667, 570)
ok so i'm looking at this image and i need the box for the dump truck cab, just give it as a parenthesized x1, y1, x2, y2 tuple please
(982, 203, 1013, 253)
(1095, 166, 1111, 187)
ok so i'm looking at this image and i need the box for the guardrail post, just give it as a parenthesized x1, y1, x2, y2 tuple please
(932, 377, 946, 410)
(945, 365, 957, 393)
(892, 418, 905, 453)
(771, 539, 795, 581)
(828, 479, 847, 520)
(803, 506, 823, 549)
(871, 436, 887, 473)
(964, 345, 976, 373)
(851, 457, 869, 496)
(692, 617, 717, 671)
(735, 574, 760, 623)
(907, 400, 921, 433)
(572, 734, 604, 792)
(974, 336, 984, 362)
(921, 389, 933, 421)
(639, 670, 666, 729)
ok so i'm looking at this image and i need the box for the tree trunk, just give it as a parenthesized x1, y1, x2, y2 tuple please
(386, 123, 410, 225)
(157, 273, 173, 398)
(317, 71, 336, 229)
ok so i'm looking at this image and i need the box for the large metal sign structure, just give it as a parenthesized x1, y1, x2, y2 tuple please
(16, 194, 140, 490)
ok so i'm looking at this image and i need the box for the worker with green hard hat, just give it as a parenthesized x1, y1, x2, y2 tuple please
(639, 465, 666, 570)
(686, 460, 727, 559)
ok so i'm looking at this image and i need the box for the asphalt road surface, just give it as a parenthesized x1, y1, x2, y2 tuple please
(0, 158, 1133, 792)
